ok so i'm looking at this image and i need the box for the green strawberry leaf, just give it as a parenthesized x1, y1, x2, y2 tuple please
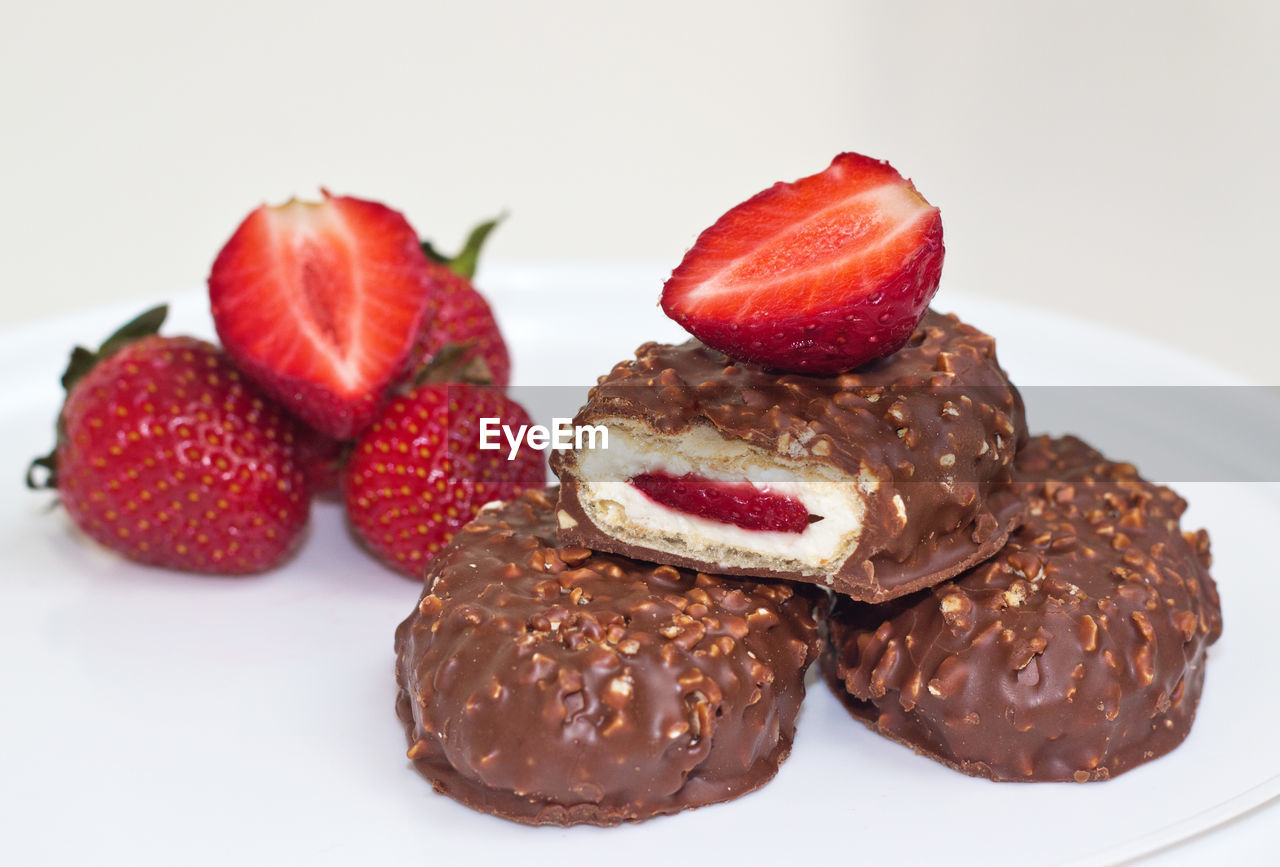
(419, 214, 507, 279)
(61, 304, 167, 393)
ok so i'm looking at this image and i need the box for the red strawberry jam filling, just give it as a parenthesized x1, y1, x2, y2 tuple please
(629, 472, 811, 534)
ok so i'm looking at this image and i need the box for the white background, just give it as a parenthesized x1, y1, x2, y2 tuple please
(2, 1, 1277, 384)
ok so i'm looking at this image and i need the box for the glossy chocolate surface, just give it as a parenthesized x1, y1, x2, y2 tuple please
(394, 488, 822, 825)
(825, 435, 1223, 781)
(554, 311, 1027, 601)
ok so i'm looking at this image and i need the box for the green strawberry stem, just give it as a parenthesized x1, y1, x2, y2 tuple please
(420, 214, 507, 280)
(411, 340, 494, 388)
(26, 304, 168, 490)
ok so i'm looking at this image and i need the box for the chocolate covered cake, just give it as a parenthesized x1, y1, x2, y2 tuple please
(824, 435, 1223, 781)
(394, 488, 823, 825)
(553, 311, 1027, 602)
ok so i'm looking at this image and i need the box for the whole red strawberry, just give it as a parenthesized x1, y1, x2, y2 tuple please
(209, 191, 436, 440)
(661, 152, 944, 374)
(343, 384, 543, 578)
(27, 307, 310, 574)
(412, 217, 511, 387)
(292, 423, 347, 501)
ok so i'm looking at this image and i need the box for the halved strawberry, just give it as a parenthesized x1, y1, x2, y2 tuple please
(660, 152, 944, 374)
(209, 192, 435, 439)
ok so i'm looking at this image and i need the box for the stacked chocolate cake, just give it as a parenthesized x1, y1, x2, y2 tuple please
(393, 153, 1223, 825)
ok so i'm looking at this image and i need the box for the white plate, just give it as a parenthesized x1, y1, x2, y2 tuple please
(2, 265, 1276, 867)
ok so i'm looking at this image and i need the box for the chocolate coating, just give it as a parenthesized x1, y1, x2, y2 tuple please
(553, 310, 1028, 601)
(394, 488, 822, 825)
(824, 435, 1223, 782)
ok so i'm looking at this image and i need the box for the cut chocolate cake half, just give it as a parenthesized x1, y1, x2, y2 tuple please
(552, 311, 1028, 602)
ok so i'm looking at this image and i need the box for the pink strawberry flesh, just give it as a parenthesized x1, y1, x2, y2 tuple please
(209, 192, 434, 439)
(630, 472, 810, 534)
(660, 152, 944, 374)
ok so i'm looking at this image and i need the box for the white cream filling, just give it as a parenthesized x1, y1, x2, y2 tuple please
(571, 421, 877, 576)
